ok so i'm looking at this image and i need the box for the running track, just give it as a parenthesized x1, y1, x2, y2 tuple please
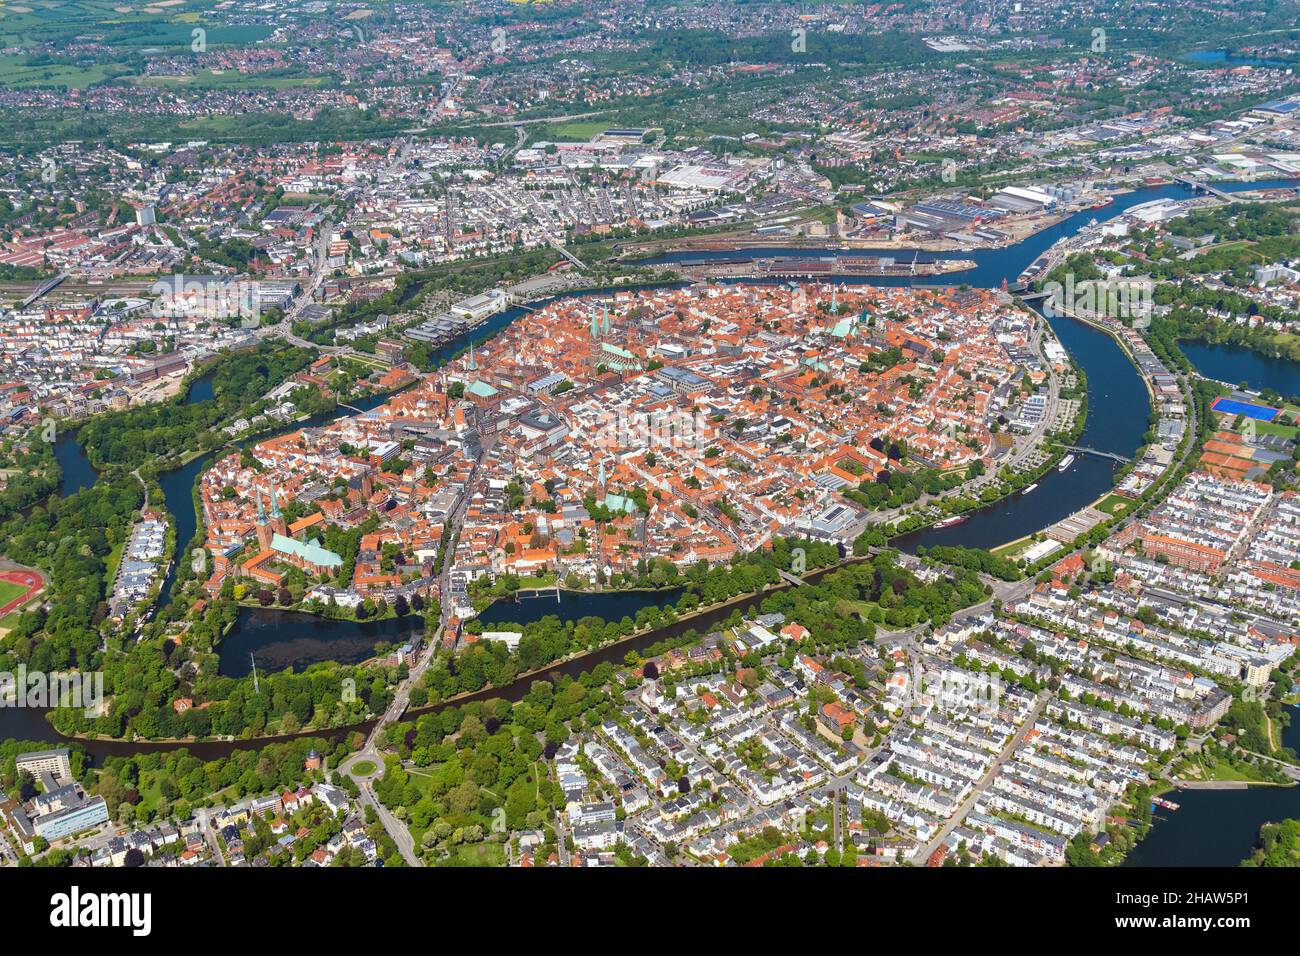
(0, 570, 43, 617)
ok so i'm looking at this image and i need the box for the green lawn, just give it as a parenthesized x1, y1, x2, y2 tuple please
(135, 70, 326, 90)
(438, 842, 505, 867)
(546, 120, 609, 142)
(1095, 494, 1135, 516)
(343, 354, 390, 372)
(515, 572, 558, 589)
(989, 538, 1027, 559)
(0, 54, 121, 89)
(0, 578, 29, 607)
(1247, 419, 1299, 440)
(350, 759, 377, 777)
(103, 539, 125, 590)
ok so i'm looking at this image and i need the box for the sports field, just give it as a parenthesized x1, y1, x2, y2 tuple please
(0, 569, 43, 616)
(1211, 396, 1280, 422)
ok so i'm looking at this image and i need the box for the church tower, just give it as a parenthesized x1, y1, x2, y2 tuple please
(268, 483, 288, 538)
(254, 489, 274, 551)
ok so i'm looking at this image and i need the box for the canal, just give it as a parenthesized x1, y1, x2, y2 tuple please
(635, 179, 1297, 288)
(8, 177, 1300, 867)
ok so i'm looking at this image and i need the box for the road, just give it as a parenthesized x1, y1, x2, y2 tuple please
(337, 436, 483, 864)
(357, 779, 421, 865)
(258, 141, 418, 353)
(911, 689, 1051, 865)
(196, 807, 227, 867)
(437, 449, 485, 637)
(831, 792, 842, 853)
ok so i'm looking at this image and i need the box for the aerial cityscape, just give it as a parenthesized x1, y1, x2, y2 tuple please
(0, 0, 1299, 909)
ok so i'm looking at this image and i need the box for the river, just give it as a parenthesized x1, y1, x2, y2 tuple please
(893, 305, 1149, 551)
(1120, 709, 1300, 867)
(636, 180, 1297, 288)
(8, 178, 1300, 866)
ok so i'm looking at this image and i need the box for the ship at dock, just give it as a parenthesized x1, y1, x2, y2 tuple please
(1058, 454, 1076, 472)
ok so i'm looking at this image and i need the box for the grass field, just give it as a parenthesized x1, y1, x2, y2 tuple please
(1095, 494, 1135, 516)
(990, 538, 1028, 559)
(0, 53, 120, 89)
(0, 578, 28, 607)
(1245, 418, 1300, 439)
(344, 354, 390, 372)
(0, 0, 272, 88)
(103, 539, 125, 589)
(546, 120, 609, 141)
(134, 70, 327, 90)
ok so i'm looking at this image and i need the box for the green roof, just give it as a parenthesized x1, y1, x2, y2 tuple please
(271, 533, 343, 568)
(601, 494, 639, 514)
(830, 316, 856, 338)
(599, 342, 641, 369)
(466, 380, 499, 398)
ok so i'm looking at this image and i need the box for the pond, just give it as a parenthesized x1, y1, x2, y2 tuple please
(218, 606, 428, 677)
(1180, 340, 1300, 401)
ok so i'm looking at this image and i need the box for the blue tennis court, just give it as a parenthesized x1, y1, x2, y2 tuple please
(1211, 397, 1280, 422)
